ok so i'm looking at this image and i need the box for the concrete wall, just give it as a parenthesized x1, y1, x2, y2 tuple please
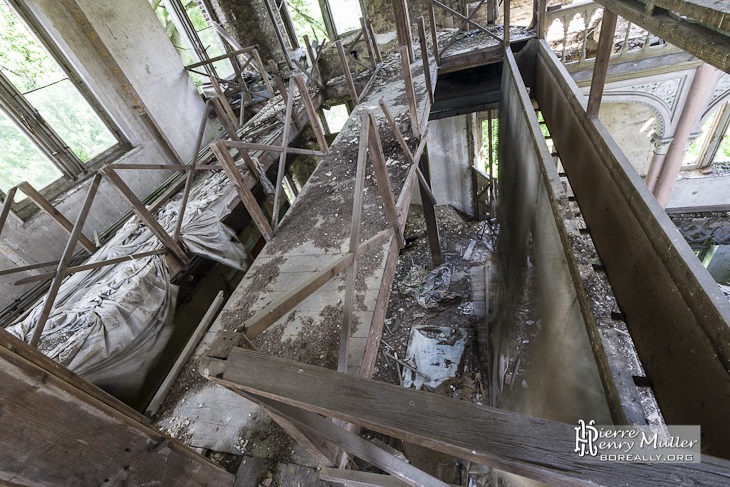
(0, 0, 219, 309)
(427, 115, 473, 216)
(599, 102, 656, 177)
(666, 175, 730, 210)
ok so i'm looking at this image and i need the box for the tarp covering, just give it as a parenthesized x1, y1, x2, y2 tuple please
(6, 170, 248, 394)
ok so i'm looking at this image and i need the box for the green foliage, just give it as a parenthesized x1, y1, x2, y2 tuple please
(482, 117, 499, 177)
(0, 2, 64, 93)
(288, 0, 328, 44)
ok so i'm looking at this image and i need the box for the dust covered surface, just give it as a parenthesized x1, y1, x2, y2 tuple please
(372, 205, 491, 406)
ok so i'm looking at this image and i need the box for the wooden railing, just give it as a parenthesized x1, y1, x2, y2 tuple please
(544, 0, 676, 66)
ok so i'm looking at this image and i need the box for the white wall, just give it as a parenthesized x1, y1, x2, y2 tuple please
(427, 115, 474, 216)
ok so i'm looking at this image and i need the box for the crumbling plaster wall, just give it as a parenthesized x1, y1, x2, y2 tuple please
(0, 0, 217, 309)
(209, 0, 290, 68)
(599, 102, 656, 177)
(364, 0, 462, 48)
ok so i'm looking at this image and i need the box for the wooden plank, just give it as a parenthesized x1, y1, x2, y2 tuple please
(252, 48, 276, 97)
(428, 0, 440, 65)
(13, 249, 169, 286)
(145, 291, 225, 417)
(29, 174, 102, 348)
(185, 46, 257, 70)
(586, 9, 617, 118)
(399, 47, 420, 138)
(321, 469, 462, 487)
(17, 182, 96, 253)
(0, 186, 17, 239)
(0, 339, 234, 487)
(175, 99, 211, 241)
(217, 349, 730, 487)
(432, 0, 500, 44)
(211, 141, 273, 241)
(222, 140, 325, 157)
(367, 20, 383, 63)
(304, 35, 324, 85)
(340, 112, 370, 374)
(272, 82, 296, 233)
(368, 112, 405, 249)
(226, 392, 451, 487)
(419, 151, 442, 265)
(269, 59, 289, 103)
(0, 329, 148, 424)
(293, 74, 328, 152)
(336, 40, 359, 106)
(107, 164, 190, 171)
(538, 0, 547, 39)
(392, 0, 415, 63)
(504, 0, 510, 47)
(418, 17, 434, 104)
(102, 169, 189, 263)
(361, 18, 377, 70)
(243, 229, 392, 340)
(649, 0, 730, 33)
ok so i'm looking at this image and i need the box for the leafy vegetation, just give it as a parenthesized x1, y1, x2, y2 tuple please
(481, 117, 499, 177)
(288, 0, 328, 45)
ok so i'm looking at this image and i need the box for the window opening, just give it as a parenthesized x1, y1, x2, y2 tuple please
(323, 103, 349, 134)
(288, 0, 328, 45)
(328, 0, 362, 35)
(0, 0, 117, 164)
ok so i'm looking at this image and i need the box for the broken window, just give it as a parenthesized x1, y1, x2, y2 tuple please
(328, 0, 362, 35)
(322, 103, 349, 134)
(0, 0, 125, 204)
(288, 0, 328, 45)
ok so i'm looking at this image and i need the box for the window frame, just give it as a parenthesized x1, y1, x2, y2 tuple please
(1, 0, 131, 221)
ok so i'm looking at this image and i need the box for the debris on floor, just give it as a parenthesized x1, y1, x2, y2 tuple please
(402, 325, 467, 390)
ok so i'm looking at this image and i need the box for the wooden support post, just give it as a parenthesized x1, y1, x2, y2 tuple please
(367, 112, 405, 249)
(211, 76, 239, 130)
(175, 99, 211, 242)
(268, 60, 287, 102)
(586, 9, 618, 118)
(367, 20, 383, 63)
(13, 249, 169, 286)
(504, 0, 510, 47)
(29, 174, 102, 348)
(211, 142, 274, 241)
(303, 35, 323, 85)
(419, 150, 442, 265)
(271, 83, 296, 232)
(0, 186, 17, 239)
(293, 74, 329, 152)
(336, 40, 359, 106)
(538, 0, 547, 39)
(17, 182, 97, 254)
(399, 47, 420, 137)
(428, 0, 440, 65)
(392, 0, 415, 63)
(103, 169, 189, 263)
(417, 17, 434, 104)
(340, 112, 370, 374)
(360, 18, 377, 70)
(252, 48, 276, 97)
(145, 291, 225, 417)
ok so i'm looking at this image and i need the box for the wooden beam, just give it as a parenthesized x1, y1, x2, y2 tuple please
(221, 140, 325, 157)
(185, 46, 257, 70)
(102, 169, 188, 263)
(336, 40, 359, 105)
(586, 9, 617, 118)
(293, 74, 329, 152)
(211, 142, 273, 241)
(419, 150, 443, 266)
(217, 348, 730, 487)
(0, 333, 234, 486)
(432, 0, 500, 44)
(399, 47, 420, 138)
(367, 112, 405, 249)
(0, 186, 17, 239)
(17, 182, 96, 254)
(13, 249, 169, 286)
(428, 0, 440, 65)
(360, 18, 377, 69)
(340, 112, 370, 374)
(229, 392, 452, 487)
(367, 20, 383, 63)
(392, 0, 415, 63)
(304, 35, 324, 85)
(252, 48, 276, 97)
(504, 0, 510, 47)
(271, 82, 296, 232)
(418, 17, 434, 104)
(538, 0, 547, 39)
(146, 291, 225, 417)
(243, 229, 392, 340)
(592, 0, 730, 73)
(29, 174, 102, 347)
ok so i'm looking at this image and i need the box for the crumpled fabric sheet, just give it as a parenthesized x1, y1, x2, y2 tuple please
(399, 264, 456, 308)
(6, 169, 248, 394)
